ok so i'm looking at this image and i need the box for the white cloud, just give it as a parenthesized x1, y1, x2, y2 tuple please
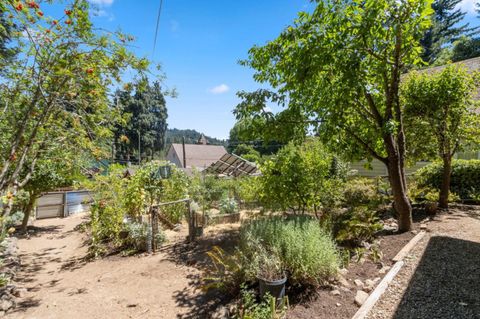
(209, 84, 230, 94)
(88, 0, 114, 7)
(457, 0, 477, 14)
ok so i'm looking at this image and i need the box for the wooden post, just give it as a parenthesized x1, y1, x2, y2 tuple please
(151, 207, 159, 252)
(187, 199, 195, 242)
(182, 136, 187, 168)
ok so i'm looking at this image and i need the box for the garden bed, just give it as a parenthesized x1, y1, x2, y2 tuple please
(205, 212, 241, 226)
(287, 224, 419, 319)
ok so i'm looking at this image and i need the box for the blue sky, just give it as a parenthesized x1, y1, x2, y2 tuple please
(85, 0, 479, 140)
(85, 0, 314, 140)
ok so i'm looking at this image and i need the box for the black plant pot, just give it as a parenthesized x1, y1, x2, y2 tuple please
(258, 276, 287, 301)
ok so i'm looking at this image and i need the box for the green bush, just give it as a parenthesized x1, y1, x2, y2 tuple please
(258, 139, 345, 214)
(235, 288, 287, 319)
(124, 161, 189, 224)
(333, 207, 383, 246)
(122, 221, 165, 252)
(343, 178, 384, 208)
(239, 216, 339, 287)
(220, 196, 238, 214)
(416, 160, 480, 200)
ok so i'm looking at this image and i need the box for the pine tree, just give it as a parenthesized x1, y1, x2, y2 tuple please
(421, 0, 476, 63)
(0, 4, 18, 68)
(114, 81, 168, 161)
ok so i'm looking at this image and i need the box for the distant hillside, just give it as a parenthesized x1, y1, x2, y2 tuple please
(166, 128, 227, 146)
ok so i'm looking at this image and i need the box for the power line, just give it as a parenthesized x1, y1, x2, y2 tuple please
(152, 0, 164, 57)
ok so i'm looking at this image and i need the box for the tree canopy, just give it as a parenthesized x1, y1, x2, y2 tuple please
(421, 0, 477, 63)
(0, 0, 151, 218)
(114, 81, 168, 161)
(402, 64, 480, 207)
(235, 0, 434, 231)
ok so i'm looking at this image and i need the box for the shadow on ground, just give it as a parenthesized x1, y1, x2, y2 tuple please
(162, 229, 239, 319)
(393, 236, 480, 319)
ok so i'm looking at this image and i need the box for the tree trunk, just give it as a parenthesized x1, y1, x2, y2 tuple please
(438, 155, 452, 209)
(384, 136, 412, 232)
(21, 192, 37, 232)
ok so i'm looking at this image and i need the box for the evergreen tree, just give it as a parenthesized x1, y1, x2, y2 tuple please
(0, 4, 17, 67)
(114, 81, 168, 161)
(421, 0, 475, 63)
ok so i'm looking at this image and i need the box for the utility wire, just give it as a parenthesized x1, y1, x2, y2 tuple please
(152, 0, 164, 57)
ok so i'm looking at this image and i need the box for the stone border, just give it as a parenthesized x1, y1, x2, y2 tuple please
(351, 230, 427, 319)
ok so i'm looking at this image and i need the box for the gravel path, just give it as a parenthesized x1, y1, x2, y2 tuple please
(366, 205, 480, 319)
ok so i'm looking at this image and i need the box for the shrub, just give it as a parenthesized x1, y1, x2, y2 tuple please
(85, 165, 127, 252)
(220, 196, 238, 215)
(203, 246, 245, 295)
(416, 160, 480, 200)
(333, 207, 383, 246)
(343, 178, 384, 208)
(122, 221, 165, 252)
(259, 139, 345, 214)
(235, 288, 287, 319)
(239, 216, 339, 287)
(124, 161, 189, 224)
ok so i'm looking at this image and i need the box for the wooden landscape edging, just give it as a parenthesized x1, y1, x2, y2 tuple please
(351, 230, 427, 319)
(392, 231, 426, 262)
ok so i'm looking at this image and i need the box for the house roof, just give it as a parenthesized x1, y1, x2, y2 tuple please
(169, 143, 227, 169)
(421, 56, 480, 75)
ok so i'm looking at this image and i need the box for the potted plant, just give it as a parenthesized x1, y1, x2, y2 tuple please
(256, 247, 287, 301)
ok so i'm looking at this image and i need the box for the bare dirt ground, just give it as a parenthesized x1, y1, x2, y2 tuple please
(366, 205, 480, 319)
(6, 213, 237, 319)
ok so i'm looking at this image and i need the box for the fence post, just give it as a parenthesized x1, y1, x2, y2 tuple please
(187, 199, 195, 242)
(151, 207, 159, 252)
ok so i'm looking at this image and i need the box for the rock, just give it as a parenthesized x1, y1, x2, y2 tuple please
(379, 265, 391, 274)
(173, 224, 182, 232)
(373, 277, 381, 283)
(411, 230, 418, 235)
(364, 279, 376, 292)
(354, 290, 369, 307)
(211, 305, 229, 319)
(336, 303, 341, 307)
(339, 268, 348, 276)
(354, 279, 364, 287)
(0, 298, 14, 312)
(337, 275, 351, 288)
(420, 224, 428, 230)
(330, 289, 341, 296)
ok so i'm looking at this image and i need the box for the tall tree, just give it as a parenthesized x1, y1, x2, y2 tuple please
(0, 3, 17, 67)
(0, 0, 150, 220)
(114, 81, 168, 161)
(235, 0, 433, 231)
(435, 35, 480, 64)
(402, 64, 480, 208)
(421, 0, 475, 63)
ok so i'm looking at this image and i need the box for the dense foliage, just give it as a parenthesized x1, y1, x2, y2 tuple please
(124, 161, 189, 223)
(239, 216, 339, 287)
(259, 139, 345, 214)
(420, 0, 477, 63)
(0, 0, 150, 223)
(235, 0, 434, 231)
(166, 128, 226, 146)
(84, 161, 187, 255)
(402, 64, 480, 207)
(416, 160, 480, 200)
(114, 81, 169, 161)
